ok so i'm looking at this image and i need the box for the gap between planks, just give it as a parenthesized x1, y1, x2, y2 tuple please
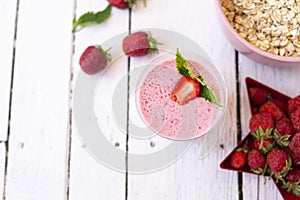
(65, 0, 77, 199)
(125, 8, 132, 200)
(235, 51, 244, 200)
(2, 0, 20, 199)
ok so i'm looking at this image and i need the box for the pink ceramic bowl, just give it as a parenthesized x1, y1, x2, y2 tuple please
(215, 0, 300, 67)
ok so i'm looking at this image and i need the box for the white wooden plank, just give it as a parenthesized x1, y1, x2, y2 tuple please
(4, 0, 74, 199)
(69, 1, 127, 199)
(128, 0, 238, 199)
(239, 54, 300, 200)
(0, 143, 6, 198)
(0, 0, 18, 141)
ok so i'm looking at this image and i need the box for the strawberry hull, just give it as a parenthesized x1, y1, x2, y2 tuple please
(220, 77, 300, 200)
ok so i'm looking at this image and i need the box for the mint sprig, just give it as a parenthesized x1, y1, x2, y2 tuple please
(175, 49, 222, 107)
(73, 4, 112, 32)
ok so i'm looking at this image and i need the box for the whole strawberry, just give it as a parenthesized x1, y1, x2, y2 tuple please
(249, 113, 274, 133)
(274, 118, 295, 147)
(259, 101, 285, 121)
(290, 108, 300, 132)
(290, 132, 300, 157)
(79, 45, 111, 75)
(231, 150, 247, 169)
(286, 168, 300, 183)
(107, 0, 135, 9)
(282, 168, 300, 196)
(285, 147, 300, 167)
(276, 118, 295, 136)
(122, 31, 160, 57)
(267, 149, 292, 182)
(288, 96, 300, 114)
(248, 149, 266, 174)
(249, 87, 269, 105)
(289, 150, 300, 167)
(171, 76, 200, 105)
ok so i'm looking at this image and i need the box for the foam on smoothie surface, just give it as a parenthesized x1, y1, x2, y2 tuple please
(139, 60, 218, 140)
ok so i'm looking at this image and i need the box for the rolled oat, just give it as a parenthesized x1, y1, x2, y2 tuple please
(221, 0, 300, 56)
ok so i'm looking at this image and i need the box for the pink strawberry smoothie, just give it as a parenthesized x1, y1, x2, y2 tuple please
(138, 59, 220, 140)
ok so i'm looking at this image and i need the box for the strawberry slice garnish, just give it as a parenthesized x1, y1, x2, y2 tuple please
(171, 76, 201, 105)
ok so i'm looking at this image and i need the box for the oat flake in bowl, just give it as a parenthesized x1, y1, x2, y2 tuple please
(216, 0, 300, 66)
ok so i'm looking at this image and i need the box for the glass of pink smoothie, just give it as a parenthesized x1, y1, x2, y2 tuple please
(136, 51, 227, 141)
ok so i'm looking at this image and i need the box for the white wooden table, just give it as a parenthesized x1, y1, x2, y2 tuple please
(1, 0, 300, 199)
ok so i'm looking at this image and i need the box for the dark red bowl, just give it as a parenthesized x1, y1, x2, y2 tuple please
(220, 77, 300, 200)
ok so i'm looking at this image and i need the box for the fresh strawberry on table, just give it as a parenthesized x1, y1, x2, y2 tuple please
(79, 45, 111, 75)
(122, 31, 160, 57)
(171, 76, 200, 105)
(107, 0, 146, 9)
(107, 0, 134, 9)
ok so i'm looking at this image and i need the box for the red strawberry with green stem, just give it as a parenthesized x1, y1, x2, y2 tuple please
(289, 132, 300, 159)
(248, 149, 267, 175)
(108, 0, 134, 9)
(107, 0, 146, 9)
(171, 76, 200, 105)
(288, 96, 300, 114)
(274, 118, 295, 147)
(276, 118, 295, 136)
(289, 150, 300, 167)
(260, 101, 285, 121)
(252, 127, 275, 154)
(230, 142, 248, 169)
(249, 113, 274, 133)
(249, 113, 275, 154)
(79, 45, 111, 75)
(290, 108, 300, 132)
(282, 168, 300, 196)
(122, 31, 160, 57)
(267, 149, 292, 182)
(286, 168, 300, 183)
(249, 87, 269, 106)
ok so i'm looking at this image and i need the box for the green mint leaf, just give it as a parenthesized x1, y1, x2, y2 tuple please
(73, 4, 112, 32)
(175, 49, 222, 107)
(176, 49, 195, 77)
(196, 76, 222, 107)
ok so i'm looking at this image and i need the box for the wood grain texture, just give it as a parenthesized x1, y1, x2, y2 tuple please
(68, 0, 128, 199)
(128, 0, 238, 199)
(4, 0, 73, 199)
(0, 0, 18, 141)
